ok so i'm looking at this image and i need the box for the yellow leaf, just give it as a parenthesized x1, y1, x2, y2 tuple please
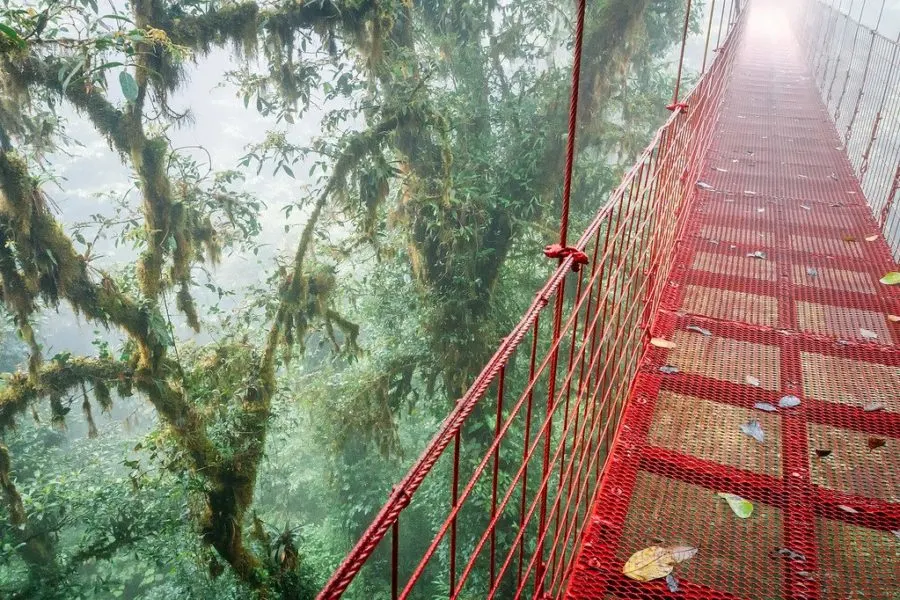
(865, 235, 879, 242)
(881, 272, 900, 285)
(622, 546, 676, 582)
(842, 234, 857, 243)
(651, 338, 676, 349)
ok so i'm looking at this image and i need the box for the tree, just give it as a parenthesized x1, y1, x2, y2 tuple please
(0, 0, 697, 597)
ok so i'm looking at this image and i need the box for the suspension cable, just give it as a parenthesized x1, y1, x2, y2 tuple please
(714, 0, 728, 49)
(826, 0, 859, 105)
(834, 0, 868, 121)
(701, 0, 718, 74)
(669, 0, 694, 111)
(555, 0, 588, 251)
(844, 0, 886, 146)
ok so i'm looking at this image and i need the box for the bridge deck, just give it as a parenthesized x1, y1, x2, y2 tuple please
(566, 11, 900, 600)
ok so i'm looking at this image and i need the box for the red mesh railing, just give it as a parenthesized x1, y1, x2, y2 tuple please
(317, 4, 748, 599)
(793, 0, 900, 257)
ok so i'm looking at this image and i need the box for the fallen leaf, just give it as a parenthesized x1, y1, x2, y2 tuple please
(740, 420, 765, 443)
(837, 504, 858, 514)
(651, 338, 677, 349)
(717, 492, 754, 518)
(746, 251, 767, 259)
(798, 174, 809, 179)
(863, 402, 884, 412)
(815, 449, 832, 458)
(806, 267, 818, 277)
(713, 167, 728, 173)
(665, 573, 680, 593)
(744, 190, 756, 195)
(860, 328, 878, 340)
(867, 437, 886, 451)
(879, 272, 900, 285)
(865, 234, 879, 242)
(659, 365, 680, 375)
(800, 205, 812, 210)
(842, 234, 857, 243)
(745, 375, 760, 387)
(757, 207, 765, 213)
(686, 325, 711, 336)
(696, 181, 715, 191)
(622, 547, 676, 582)
(889, 315, 900, 323)
(668, 546, 698, 563)
(778, 395, 801, 408)
(754, 402, 777, 412)
(775, 548, 806, 561)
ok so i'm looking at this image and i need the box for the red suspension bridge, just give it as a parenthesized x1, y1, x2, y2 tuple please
(319, 0, 900, 598)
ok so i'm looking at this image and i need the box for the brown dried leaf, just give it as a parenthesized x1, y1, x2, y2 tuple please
(814, 449, 832, 458)
(867, 437, 886, 451)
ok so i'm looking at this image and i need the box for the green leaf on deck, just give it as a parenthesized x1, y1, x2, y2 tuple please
(879, 272, 900, 285)
(717, 492, 754, 518)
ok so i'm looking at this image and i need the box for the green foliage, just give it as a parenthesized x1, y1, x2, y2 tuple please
(0, 0, 704, 597)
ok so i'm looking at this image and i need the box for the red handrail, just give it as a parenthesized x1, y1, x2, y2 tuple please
(794, 0, 900, 258)
(317, 3, 749, 599)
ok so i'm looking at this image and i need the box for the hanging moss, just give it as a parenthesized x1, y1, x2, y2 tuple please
(94, 379, 113, 412)
(49, 393, 67, 429)
(81, 384, 98, 439)
(176, 282, 200, 333)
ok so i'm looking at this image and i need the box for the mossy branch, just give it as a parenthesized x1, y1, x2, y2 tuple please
(0, 150, 159, 364)
(263, 111, 401, 373)
(0, 356, 131, 430)
(5, 55, 131, 153)
(164, 0, 377, 56)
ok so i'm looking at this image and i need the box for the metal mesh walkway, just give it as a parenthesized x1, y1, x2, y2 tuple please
(318, 3, 900, 599)
(566, 9, 900, 600)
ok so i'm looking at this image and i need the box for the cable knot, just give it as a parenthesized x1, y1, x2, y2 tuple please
(666, 101, 689, 113)
(543, 244, 589, 272)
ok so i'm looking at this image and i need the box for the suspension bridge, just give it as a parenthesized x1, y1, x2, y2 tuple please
(318, 0, 900, 597)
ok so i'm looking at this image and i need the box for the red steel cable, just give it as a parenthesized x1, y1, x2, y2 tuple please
(558, 0, 588, 249)
(314, 4, 764, 599)
(701, 0, 718, 74)
(844, 0, 887, 146)
(715, 0, 728, 49)
(670, 0, 695, 110)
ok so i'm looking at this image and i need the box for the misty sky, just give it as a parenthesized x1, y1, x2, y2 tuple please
(32, 0, 900, 357)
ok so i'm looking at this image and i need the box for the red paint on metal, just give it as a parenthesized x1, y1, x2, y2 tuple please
(316, 1, 900, 598)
